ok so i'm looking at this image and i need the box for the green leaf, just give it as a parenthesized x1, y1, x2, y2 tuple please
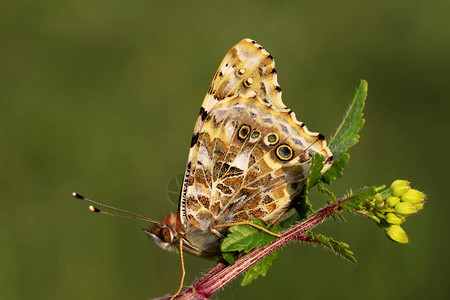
(329, 80, 367, 154)
(222, 252, 236, 265)
(278, 210, 301, 229)
(220, 219, 281, 253)
(321, 154, 349, 184)
(340, 186, 378, 212)
(287, 153, 325, 225)
(322, 80, 367, 183)
(306, 232, 357, 263)
(292, 186, 314, 222)
(240, 249, 280, 286)
(306, 152, 324, 189)
(317, 181, 336, 201)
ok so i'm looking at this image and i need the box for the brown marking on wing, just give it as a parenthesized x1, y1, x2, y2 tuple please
(265, 202, 277, 213)
(271, 186, 286, 199)
(211, 201, 221, 215)
(223, 176, 244, 191)
(194, 168, 208, 187)
(186, 196, 201, 212)
(262, 195, 275, 205)
(198, 195, 210, 209)
(216, 183, 233, 195)
(187, 214, 201, 228)
(249, 208, 265, 219)
(235, 211, 250, 220)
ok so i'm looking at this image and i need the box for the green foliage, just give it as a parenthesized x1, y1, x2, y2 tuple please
(220, 219, 282, 253)
(306, 152, 325, 189)
(291, 193, 313, 224)
(322, 80, 367, 183)
(221, 219, 282, 276)
(317, 181, 336, 201)
(305, 232, 357, 263)
(222, 251, 236, 265)
(217, 80, 424, 291)
(339, 186, 378, 212)
(285, 153, 326, 227)
(221, 81, 370, 286)
(321, 154, 350, 184)
(240, 249, 281, 286)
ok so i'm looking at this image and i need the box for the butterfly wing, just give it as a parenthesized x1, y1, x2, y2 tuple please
(202, 38, 285, 112)
(179, 39, 333, 231)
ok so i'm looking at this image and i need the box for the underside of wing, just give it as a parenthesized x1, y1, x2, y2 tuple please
(184, 97, 332, 228)
(179, 39, 333, 229)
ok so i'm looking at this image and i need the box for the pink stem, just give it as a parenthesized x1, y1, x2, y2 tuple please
(154, 197, 348, 300)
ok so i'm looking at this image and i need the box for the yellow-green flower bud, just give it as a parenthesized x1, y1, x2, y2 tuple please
(370, 214, 381, 223)
(373, 193, 384, 201)
(395, 201, 418, 216)
(386, 196, 400, 208)
(375, 200, 385, 210)
(385, 213, 405, 225)
(391, 180, 410, 197)
(414, 202, 424, 210)
(386, 225, 409, 243)
(401, 189, 426, 204)
(375, 211, 386, 220)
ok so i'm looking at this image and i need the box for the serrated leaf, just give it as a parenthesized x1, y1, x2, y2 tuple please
(287, 153, 325, 224)
(220, 219, 280, 253)
(278, 209, 301, 229)
(306, 152, 324, 189)
(240, 249, 280, 286)
(322, 80, 367, 183)
(317, 181, 336, 201)
(306, 233, 357, 263)
(292, 192, 313, 222)
(340, 186, 378, 212)
(222, 252, 236, 265)
(329, 80, 367, 154)
(321, 153, 349, 184)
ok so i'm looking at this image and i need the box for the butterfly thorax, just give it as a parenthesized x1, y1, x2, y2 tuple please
(144, 213, 223, 258)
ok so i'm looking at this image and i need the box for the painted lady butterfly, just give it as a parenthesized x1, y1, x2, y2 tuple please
(145, 38, 332, 257)
(74, 38, 333, 299)
(145, 38, 333, 297)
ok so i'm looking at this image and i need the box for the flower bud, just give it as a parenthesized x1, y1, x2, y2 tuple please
(375, 211, 386, 220)
(414, 202, 424, 210)
(385, 196, 400, 208)
(373, 193, 384, 201)
(386, 225, 409, 244)
(391, 180, 410, 197)
(395, 201, 418, 216)
(385, 213, 404, 225)
(375, 200, 385, 210)
(401, 189, 426, 204)
(370, 214, 381, 223)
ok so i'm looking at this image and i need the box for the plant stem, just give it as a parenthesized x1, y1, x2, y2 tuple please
(154, 197, 349, 300)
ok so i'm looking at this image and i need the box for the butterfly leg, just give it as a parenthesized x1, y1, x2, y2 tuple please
(210, 228, 226, 238)
(170, 238, 186, 300)
(214, 221, 281, 237)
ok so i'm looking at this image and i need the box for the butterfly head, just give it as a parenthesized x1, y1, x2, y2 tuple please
(143, 213, 185, 251)
(144, 213, 221, 258)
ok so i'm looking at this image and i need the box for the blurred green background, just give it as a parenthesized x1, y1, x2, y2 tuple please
(1, 0, 449, 299)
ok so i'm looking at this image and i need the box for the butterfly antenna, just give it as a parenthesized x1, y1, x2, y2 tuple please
(72, 192, 160, 225)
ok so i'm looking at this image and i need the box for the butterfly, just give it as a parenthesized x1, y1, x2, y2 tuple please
(74, 38, 333, 299)
(145, 38, 333, 296)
